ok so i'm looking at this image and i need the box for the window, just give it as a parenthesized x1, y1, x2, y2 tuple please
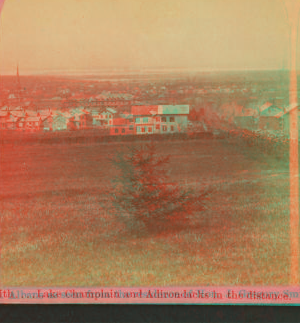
(156, 124, 160, 130)
(115, 128, 119, 133)
(143, 117, 148, 123)
(135, 117, 140, 123)
(156, 117, 160, 122)
(170, 125, 174, 131)
(141, 127, 145, 133)
(137, 126, 141, 132)
(129, 125, 134, 130)
(161, 117, 167, 122)
(148, 126, 152, 133)
(122, 128, 125, 133)
(170, 117, 175, 122)
(163, 125, 167, 132)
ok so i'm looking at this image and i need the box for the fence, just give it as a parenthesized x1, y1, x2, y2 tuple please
(0, 130, 214, 145)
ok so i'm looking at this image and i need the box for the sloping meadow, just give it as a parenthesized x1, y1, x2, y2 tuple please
(0, 137, 291, 286)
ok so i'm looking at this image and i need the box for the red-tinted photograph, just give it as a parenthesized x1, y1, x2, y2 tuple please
(0, 0, 299, 304)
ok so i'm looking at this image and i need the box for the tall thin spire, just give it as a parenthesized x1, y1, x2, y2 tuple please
(16, 63, 21, 102)
(17, 63, 20, 89)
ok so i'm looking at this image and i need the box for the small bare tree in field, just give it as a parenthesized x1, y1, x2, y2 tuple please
(110, 142, 211, 236)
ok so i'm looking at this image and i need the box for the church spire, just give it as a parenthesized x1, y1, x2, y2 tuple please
(17, 63, 20, 89)
(16, 63, 21, 102)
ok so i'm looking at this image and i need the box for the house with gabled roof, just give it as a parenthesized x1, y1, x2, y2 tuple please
(40, 115, 53, 131)
(5, 114, 19, 130)
(13, 112, 28, 130)
(258, 104, 283, 131)
(109, 118, 134, 136)
(16, 116, 27, 130)
(52, 113, 68, 131)
(259, 103, 281, 116)
(90, 110, 107, 127)
(131, 105, 189, 134)
(25, 116, 42, 131)
(0, 110, 10, 129)
(278, 103, 299, 136)
(67, 114, 80, 130)
(259, 102, 273, 114)
(68, 108, 93, 130)
(98, 108, 115, 126)
(10, 110, 43, 131)
(234, 107, 259, 130)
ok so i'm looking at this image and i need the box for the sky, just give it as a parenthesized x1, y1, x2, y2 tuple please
(0, 0, 297, 74)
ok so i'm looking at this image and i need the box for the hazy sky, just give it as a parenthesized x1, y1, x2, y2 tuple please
(0, 0, 296, 74)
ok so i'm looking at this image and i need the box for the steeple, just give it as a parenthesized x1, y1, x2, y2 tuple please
(16, 63, 22, 102)
(16, 64, 21, 90)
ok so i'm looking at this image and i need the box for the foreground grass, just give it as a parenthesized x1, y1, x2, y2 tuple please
(0, 139, 293, 286)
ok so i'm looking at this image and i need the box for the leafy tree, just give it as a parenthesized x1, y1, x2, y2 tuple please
(110, 142, 211, 235)
(189, 107, 205, 121)
(189, 107, 198, 121)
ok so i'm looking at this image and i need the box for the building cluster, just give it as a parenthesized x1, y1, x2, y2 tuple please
(0, 104, 190, 135)
(110, 105, 189, 136)
(212, 102, 300, 135)
(219, 101, 298, 136)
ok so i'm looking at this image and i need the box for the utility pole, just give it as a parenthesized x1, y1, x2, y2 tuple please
(283, 0, 300, 286)
(0, 0, 6, 292)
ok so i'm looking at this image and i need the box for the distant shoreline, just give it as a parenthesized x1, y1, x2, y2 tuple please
(0, 69, 290, 78)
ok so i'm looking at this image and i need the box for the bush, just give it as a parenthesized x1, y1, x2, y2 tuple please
(227, 128, 289, 162)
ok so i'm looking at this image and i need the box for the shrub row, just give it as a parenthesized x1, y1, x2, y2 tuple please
(0, 130, 214, 145)
(225, 128, 290, 162)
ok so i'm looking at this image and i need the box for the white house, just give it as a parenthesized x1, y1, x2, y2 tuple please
(131, 105, 189, 135)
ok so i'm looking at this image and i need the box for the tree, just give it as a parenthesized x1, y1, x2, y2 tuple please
(189, 107, 198, 121)
(189, 107, 205, 122)
(110, 142, 211, 236)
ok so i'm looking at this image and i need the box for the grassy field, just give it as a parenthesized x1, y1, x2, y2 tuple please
(0, 137, 292, 286)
